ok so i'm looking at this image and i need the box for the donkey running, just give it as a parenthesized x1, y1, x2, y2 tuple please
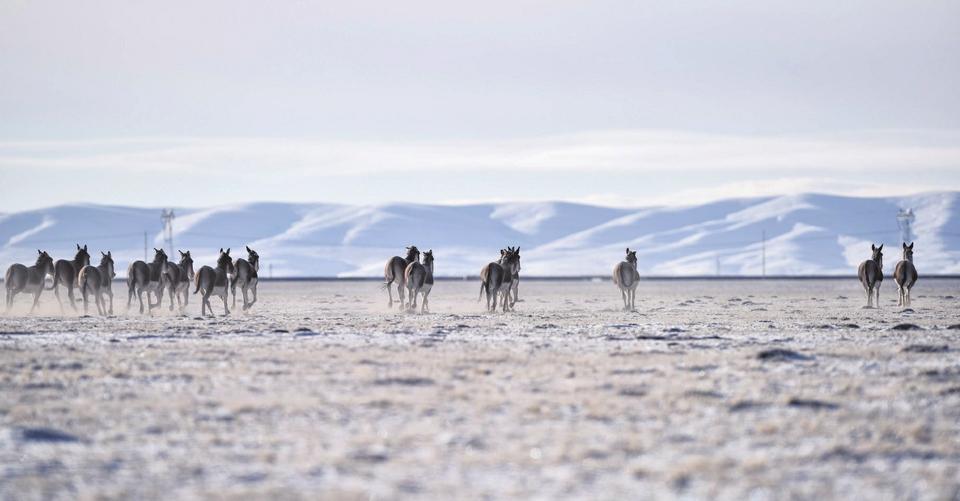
(50, 244, 91, 313)
(194, 248, 235, 316)
(4, 250, 55, 314)
(231, 246, 259, 311)
(857, 244, 884, 308)
(479, 248, 518, 313)
(77, 251, 115, 316)
(613, 248, 640, 311)
(383, 246, 420, 310)
(127, 248, 168, 314)
(161, 250, 194, 313)
(404, 249, 434, 313)
(894, 242, 918, 307)
(500, 246, 521, 308)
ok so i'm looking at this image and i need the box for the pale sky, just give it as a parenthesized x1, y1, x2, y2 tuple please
(1, 0, 959, 211)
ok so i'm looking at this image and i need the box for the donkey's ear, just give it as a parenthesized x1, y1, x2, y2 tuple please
(246, 245, 252, 253)
(77, 243, 81, 250)
(877, 244, 882, 251)
(871, 244, 876, 251)
(516, 246, 520, 254)
(38, 249, 43, 255)
(225, 248, 231, 255)
(179, 250, 185, 257)
(908, 242, 914, 249)
(903, 242, 908, 249)
(101, 251, 107, 257)
(83, 244, 87, 251)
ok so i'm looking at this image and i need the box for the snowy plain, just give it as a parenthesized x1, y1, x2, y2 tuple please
(1, 279, 959, 499)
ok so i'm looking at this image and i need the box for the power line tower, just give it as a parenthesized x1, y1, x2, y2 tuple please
(896, 208, 915, 244)
(161, 209, 175, 257)
(761, 230, 766, 277)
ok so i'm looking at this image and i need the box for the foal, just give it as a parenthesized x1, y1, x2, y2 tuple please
(894, 242, 918, 307)
(231, 246, 259, 311)
(77, 251, 115, 316)
(194, 248, 235, 316)
(613, 248, 640, 311)
(404, 249, 434, 313)
(4, 250, 55, 314)
(50, 244, 91, 312)
(383, 246, 420, 310)
(857, 244, 883, 308)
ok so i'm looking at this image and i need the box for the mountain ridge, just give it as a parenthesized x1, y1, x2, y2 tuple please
(1, 193, 957, 277)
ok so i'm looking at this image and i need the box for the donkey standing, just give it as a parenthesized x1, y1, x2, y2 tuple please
(163, 250, 194, 312)
(50, 244, 91, 313)
(404, 249, 434, 313)
(894, 242, 919, 307)
(127, 248, 168, 314)
(194, 248, 235, 316)
(613, 248, 640, 311)
(857, 244, 884, 308)
(231, 246, 259, 311)
(4, 250, 55, 314)
(383, 246, 420, 310)
(77, 251, 116, 316)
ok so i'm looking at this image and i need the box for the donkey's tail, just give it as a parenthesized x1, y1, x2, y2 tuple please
(47, 269, 60, 291)
(193, 274, 201, 295)
(81, 277, 89, 299)
(478, 282, 487, 302)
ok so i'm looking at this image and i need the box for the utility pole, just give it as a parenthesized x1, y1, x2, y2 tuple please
(761, 230, 766, 278)
(897, 208, 915, 244)
(269, 263, 274, 279)
(161, 209, 175, 257)
(143, 232, 148, 262)
(715, 255, 720, 276)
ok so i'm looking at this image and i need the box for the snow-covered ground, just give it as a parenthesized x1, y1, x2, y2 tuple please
(1, 280, 959, 499)
(1, 192, 958, 277)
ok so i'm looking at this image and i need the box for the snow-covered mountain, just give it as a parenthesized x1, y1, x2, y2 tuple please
(1, 193, 958, 277)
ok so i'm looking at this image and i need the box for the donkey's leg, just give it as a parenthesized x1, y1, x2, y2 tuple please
(81, 288, 89, 315)
(30, 290, 42, 314)
(66, 280, 77, 311)
(137, 288, 145, 314)
(250, 282, 258, 308)
(397, 283, 406, 311)
(126, 283, 134, 311)
(221, 292, 230, 316)
(241, 285, 250, 311)
(107, 288, 114, 315)
(865, 285, 873, 308)
(875, 282, 881, 309)
(53, 284, 65, 314)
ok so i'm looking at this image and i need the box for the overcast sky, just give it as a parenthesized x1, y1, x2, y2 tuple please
(1, 0, 958, 211)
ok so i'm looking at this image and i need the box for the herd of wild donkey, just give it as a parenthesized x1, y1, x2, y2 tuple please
(3, 240, 920, 316)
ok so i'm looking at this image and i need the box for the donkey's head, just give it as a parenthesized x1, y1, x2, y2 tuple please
(246, 245, 260, 272)
(152, 248, 168, 266)
(902, 242, 914, 262)
(405, 245, 420, 263)
(217, 248, 235, 274)
(625, 248, 638, 266)
(179, 250, 195, 280)
(422, 249, 434, 271)
(500, 247, 520, 273)
(99, 251, 116, 279)
(74, 243, 91, 267)
(870, 243, 883, 269)
(36, 250, 55, 275)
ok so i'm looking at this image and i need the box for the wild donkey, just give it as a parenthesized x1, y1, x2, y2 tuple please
(162, 250, 194, 312)
(78, 251, 115, 316)
(894, 242, 918, 307)
(50, 244, 91, 313)
(127, 248, 168, 314)
(501, 246, 521, 308)
(404, 249, 434, 313)
(4, 250, 55, 314)
(194, 248, 235, 316)
(479, 248, 518, 312)
(613, 248, 640, 311)
(231, 246, 259, 311)
(857, 244, 883, 308)
(383, 246, 420, 310)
